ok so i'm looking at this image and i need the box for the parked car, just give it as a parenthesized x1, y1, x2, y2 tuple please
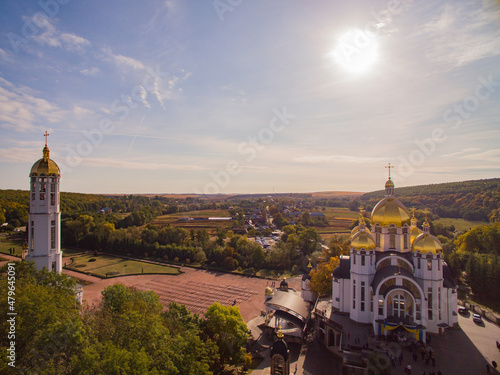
(458, 306, 467, 314)
(472, 313, 483, 324)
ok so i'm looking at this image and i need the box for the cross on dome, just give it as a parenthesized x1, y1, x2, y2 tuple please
(385, 163, 394, 179)
(44, 131, 50, 146)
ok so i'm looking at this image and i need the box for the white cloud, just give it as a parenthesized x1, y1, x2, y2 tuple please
(419, 1, 500, 68)
(150, 69, 191, 109)
(80, 67, 100, 76)
(31, 17, 90, 52)
(100, 47, 145, 71)
(461, 148, 500, 162)
(0, 77, 68, 131)
(441, 147, 481, 158)
(80, 157, 203, 171)
(72, 106, 95, 118)
(0, 147, 41, 163)
(0, 48, 13, 63)
(293, 154, 387, 164)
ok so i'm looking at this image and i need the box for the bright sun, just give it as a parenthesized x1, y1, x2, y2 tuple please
(331, 29, 379, 74)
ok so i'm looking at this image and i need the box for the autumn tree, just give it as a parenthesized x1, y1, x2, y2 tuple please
(309, 257, 340, 296)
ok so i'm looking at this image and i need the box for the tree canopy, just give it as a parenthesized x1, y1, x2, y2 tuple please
(0, 263, 249, 374)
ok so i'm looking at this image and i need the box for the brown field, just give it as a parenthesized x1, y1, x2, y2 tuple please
(150, 209, 234, 234)
(309, 191, 365, 198)
(150, 206, 356, 240)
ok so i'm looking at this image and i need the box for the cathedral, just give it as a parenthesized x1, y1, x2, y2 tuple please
(26, 134, 63, 273)
(331, 174, 458, 340)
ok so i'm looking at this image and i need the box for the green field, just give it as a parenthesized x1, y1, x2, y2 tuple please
(66, 254, 181, 278)
(435, 218, 486, 232)
(0, 236, 23, 257)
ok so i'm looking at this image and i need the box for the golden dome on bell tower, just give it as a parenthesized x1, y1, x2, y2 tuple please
(30, 132, 60, 177)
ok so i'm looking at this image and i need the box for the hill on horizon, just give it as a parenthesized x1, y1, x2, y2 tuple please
(360, 178, 500, 222)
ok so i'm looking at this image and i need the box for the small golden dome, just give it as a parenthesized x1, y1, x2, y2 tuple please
(371, 197, 410, 227)
(30, 145, 60, 176)
(265, 286, 274, 296)
(351, 231, 376, 250)
(385, 178, 395, 188)
(350, 225, 371, 239)
(410, 227, 423, 244)
(412, 234, 442, 254)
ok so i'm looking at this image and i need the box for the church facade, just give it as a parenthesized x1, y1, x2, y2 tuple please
(26, 137, 63, 273)
(331, 177, 458, 340)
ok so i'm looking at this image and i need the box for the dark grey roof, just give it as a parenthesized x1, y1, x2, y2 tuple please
(371, 265, 414, 290)
(332, 256, 351, 279)
(442, 262, 456, 289)
(265, 290, 310, 323)
(270, 338, 289, 360)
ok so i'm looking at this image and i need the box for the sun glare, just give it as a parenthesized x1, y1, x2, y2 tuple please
(331, 29, 379, 74)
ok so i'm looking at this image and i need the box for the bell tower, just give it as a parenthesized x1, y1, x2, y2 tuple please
(26, 132, 62, 272)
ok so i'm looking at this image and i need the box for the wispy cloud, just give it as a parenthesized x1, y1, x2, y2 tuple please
(0, 78, 68, 131)
(79, 67, 100, 76)
(419, 1, 500, 68)
(293, 154, 387, 164)
(31, 17, 90, 52)
(461, 148, 500, 162)
(100, 47, 145, 71)
(441, 147, 481, 158)
(80, 157, 204, 171)
(0, 48, 13, 63)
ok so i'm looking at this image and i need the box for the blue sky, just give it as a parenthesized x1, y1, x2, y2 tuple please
(0, 0, 499, 194)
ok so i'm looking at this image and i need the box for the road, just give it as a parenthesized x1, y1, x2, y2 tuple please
(458, 310, 500, 371)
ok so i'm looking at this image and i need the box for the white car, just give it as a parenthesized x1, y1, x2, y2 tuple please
(472, 313, 483, 324)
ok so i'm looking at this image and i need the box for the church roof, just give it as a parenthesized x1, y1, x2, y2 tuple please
(270, 338, 289, 360)
(332, 256, 351, 279)
(265, 290, 310, 325)
(443, 263, 456, 289)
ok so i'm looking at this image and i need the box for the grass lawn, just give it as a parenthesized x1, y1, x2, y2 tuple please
(66, 254, 181, 278)
(0, 237, 24, 257)
(435, 218, 486, 232)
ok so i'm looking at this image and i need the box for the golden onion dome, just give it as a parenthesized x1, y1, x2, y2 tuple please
(410, 227, 423, 244)
(371, 197, 410, 227)
(351, 231, 376, 250)
(30, 145, 60, 176)
(385, 178, 395, 188)
(265, 286, 274, 296)
(350, 225, 371, 239)
(412, 234, 442, 254)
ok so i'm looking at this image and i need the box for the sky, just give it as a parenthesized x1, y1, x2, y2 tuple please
(0, 0, 499, 195)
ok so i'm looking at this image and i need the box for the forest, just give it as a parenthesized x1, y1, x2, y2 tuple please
(445, 222, 500, 310)
(360, 178, 500, 222)
(0, 262, 249, 374)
